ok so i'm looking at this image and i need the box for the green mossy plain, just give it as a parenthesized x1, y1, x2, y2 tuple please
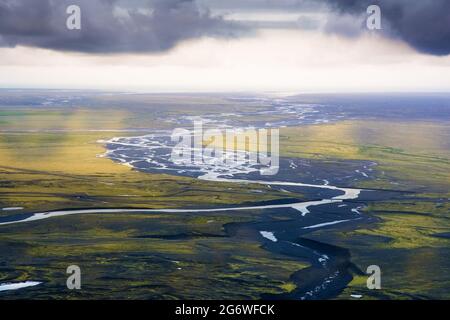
(279, 121, 450, 299)
(0, 107, 306, 299)
(0, 105, 449, 299)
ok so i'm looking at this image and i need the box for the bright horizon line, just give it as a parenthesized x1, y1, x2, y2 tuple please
(1, 86, 450, 96)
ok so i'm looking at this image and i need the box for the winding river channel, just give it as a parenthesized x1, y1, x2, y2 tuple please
(0, 99, 399, 298)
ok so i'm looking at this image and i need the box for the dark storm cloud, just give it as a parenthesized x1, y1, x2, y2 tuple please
(0, 0, 245, 53)
(198, 0, 324, 12)
(1, 0, 449, 56)
(323, 0, 450, 56)
(205, 0, 450, 56)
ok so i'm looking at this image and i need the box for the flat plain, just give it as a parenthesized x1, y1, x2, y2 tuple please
(0, 91, 449, 299)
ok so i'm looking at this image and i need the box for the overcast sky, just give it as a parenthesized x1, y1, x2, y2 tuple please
(1, 0, 450, 93)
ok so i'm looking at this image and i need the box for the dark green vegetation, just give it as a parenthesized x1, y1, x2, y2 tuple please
(0, 97, 304, 299)
(1, 210, 307, 299)
(280, 121, 450, 299)
(1, 93, 449, 299)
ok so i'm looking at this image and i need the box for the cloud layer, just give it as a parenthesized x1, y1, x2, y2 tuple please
(0, 0, 243, 53)
(0, 0, 449, 56)
(324, 0, 450, 56)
